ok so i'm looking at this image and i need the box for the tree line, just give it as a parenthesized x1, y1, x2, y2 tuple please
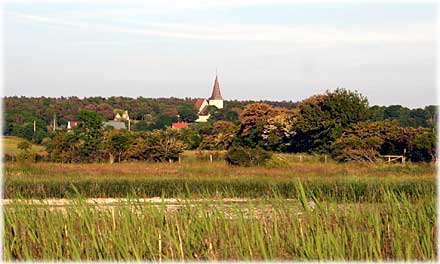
(4, 89, 437, 163)
(3, 96, 298, 142)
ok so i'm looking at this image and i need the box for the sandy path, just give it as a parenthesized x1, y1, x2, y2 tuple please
(2, 197, 268, 206)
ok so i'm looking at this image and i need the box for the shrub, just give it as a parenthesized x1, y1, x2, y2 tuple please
(264, 154, 290, 168)
(225, 146, 272, 167)
(16, 151, 35, 162)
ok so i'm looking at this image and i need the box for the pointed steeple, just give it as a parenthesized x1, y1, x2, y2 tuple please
(209, 75, 223, 100)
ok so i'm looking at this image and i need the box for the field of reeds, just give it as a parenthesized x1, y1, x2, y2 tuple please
(4, 154, 435, 200)
(3, 152, 437, 261)
(3, 183, 435, 261)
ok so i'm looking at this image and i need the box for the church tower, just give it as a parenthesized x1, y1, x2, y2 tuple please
(208, 75, 224, 109)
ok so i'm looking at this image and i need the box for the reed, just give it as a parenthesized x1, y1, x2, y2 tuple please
(3, 183, 436, 261)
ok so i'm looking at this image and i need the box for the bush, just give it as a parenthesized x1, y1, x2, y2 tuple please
(17, 151, 35, 162)
(264, 154, 290, 168)
(225, 146, 272, 167)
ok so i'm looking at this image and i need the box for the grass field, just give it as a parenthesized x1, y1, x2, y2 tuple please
(2, 149, 437, 261)
(3, 183, 435, 261)
(4, 156, 435, 200)
(2, 136, 46, 155)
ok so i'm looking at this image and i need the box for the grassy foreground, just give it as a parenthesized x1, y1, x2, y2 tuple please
(3, 153, 436, 261)
(3, 184, 435, 261)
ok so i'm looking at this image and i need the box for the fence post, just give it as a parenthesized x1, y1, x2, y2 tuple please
(209, 154, 213, 163)
(178, 154, 181, 164)
(299, 155, 303, 162)
(324, 155, 327, 164)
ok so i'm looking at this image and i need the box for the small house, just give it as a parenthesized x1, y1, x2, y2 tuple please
(172, 122, 189, 129)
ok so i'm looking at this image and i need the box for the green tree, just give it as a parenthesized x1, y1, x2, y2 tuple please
(105, 130, 132, 163)
(178, 104, 198, 123)
(177, 128, 202, 150)
(291, 88, 369, 153)
(74, 110, 105, 162)
(153, 115, 173, 130)
(409, 129, 436, 162)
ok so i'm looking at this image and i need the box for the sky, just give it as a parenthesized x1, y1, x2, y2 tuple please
(2, 0, 437, 108)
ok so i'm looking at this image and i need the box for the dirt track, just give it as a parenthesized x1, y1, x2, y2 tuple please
(2, 197, 268, 206)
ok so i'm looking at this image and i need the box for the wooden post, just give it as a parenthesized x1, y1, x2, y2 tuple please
(178, 154, 181, 164)
(299, 155, 303, 162)
(128, 120, 131, 132)
(53, 113, 56, 131)
(324, 154, 327, 164)
(33, 120, 36, 133)
(403, 149, 406, 164)
(209, 154, 213, 163)
(158, 233, 162, 263)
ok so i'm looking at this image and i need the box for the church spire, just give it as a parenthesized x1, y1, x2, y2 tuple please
(209, 74, 223, 100)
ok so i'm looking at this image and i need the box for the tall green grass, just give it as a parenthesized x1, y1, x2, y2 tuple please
(3, 184, 436, 261)
(4, 177, 435, 201)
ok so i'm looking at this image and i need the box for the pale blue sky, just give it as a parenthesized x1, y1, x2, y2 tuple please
(3, 0, 437, 107)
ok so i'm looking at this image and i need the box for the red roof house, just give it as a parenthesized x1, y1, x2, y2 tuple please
(172, 122, 189, 129)
(67, 121, 78, 130)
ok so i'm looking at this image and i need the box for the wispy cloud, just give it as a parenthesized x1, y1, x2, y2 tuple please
(3, 0, 436, 5)
(7, 11, 433, 47)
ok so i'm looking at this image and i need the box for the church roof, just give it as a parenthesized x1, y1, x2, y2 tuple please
(194, 98, 207, 111)
(199, 105, 209, 115)
(104, 121, 126, 130)
(209, 75, 223, 100)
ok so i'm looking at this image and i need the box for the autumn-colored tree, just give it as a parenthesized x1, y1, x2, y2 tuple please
(199, 121, 238, 150)
(261, 109, 297, 151)
(234, 103, 297, 151)
(96, 103, 114, 120)
(332, 121, 402, 162)
(332, 121, 436, 162)
(124, 129, 185, 162)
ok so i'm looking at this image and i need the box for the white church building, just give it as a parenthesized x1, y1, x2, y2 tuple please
(194, 75, 224, 122)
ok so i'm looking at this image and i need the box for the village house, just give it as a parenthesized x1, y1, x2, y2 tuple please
(114, 110, 130, 121)
(67, 121, 77, 130)
(172, 122, 189, 129)
(103, 110, 131, 130)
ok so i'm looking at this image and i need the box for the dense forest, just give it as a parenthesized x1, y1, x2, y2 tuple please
(3, 90, 437, 163)
(3, 96, 299, 142)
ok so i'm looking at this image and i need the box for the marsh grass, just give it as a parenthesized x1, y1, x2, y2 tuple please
(3, 153, 436, 260)
(3, 182, 436, 261)
(4, 160, 435, 199)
